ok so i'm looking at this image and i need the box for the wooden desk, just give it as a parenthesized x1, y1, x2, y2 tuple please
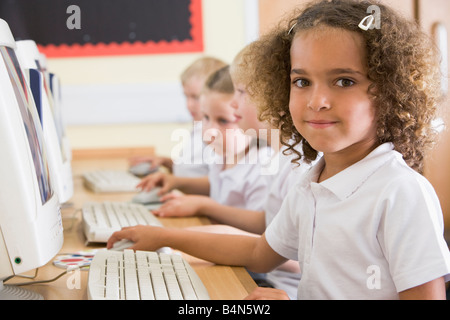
(7, 149, 257, 300)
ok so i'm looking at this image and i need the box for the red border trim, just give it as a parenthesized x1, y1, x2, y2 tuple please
(37, 0, 203, 58)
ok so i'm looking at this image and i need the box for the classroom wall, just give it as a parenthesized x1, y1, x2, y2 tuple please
(47, 0, 250, 157)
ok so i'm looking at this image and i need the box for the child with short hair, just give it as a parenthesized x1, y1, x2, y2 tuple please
(137, 66, 272, 213)
(129, 56, 226, 177)
(110, 0, 450, 299)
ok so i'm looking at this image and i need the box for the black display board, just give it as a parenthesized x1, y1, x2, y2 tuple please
(0, 0, 203, 57)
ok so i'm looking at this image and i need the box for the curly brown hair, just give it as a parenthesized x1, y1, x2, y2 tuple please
(243, 0, 443, 173)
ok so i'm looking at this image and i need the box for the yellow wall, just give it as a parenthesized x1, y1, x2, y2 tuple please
(47, 0, 247, 157)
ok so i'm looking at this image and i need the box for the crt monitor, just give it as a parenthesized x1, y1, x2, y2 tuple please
(49, 71, 72, 161)
(0, 19, 63, 300)
(15, 40, 73, 203)
(16, 40, 72, 162)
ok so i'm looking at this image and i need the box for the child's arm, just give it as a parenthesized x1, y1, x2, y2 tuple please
(107, 225, 287, 274)
(137, 172, 210, 195)
(170, 176, 210, 195)
(198, 201, 266, 234)
(398, 277, 446, 300)
(155, 194, 266, 234)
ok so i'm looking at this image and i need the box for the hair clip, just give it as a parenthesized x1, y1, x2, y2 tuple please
(288, 22, 297, 35)
(358, 14, 374, 31)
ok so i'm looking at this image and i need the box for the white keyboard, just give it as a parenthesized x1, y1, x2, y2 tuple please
(82, 201, 163, 243)
(87, 249, 210, 300)
(82, 170, 141, 193)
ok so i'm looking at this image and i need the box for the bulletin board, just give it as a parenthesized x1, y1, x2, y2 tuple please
(0, 0, 203, 57)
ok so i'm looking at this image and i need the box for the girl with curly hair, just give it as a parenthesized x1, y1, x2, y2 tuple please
(108, 0, 450, 299)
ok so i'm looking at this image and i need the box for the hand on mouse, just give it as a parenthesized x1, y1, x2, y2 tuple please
(107, 225, 164, 252)
(129, 155, 172, 171)
(136, 172, 176, 195)
(153, 194, 214, 218)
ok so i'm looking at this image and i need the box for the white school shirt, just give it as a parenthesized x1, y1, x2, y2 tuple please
(173, 121, 212, 177)
(263, 146, 314, 299)
(208, 145, 273, 211)
(265, 143, 450, 300)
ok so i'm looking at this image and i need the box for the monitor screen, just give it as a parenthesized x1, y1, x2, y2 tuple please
(48, 72, 66, 156)
(0, 46, 53, 204)
(28, 69, 43, 126)
(41, 68, 67, 163)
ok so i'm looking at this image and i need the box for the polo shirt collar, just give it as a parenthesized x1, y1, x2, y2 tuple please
(308, 143, 398, 201)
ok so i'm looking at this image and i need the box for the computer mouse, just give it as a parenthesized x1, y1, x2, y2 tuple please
(110, 239, 135, 251)
(129, 162, 159, 177)
(157, 247, 173, 254)
(132, 188, 162, 204)
(111, 239, 172, 254)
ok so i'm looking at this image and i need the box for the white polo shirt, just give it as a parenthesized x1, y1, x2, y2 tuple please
(264, 146, 313, 227)
(263, 146, 313, 299)
(173, 121, 212, 177)
(265, 143, 450, 299)
(208, 145, 273, 211)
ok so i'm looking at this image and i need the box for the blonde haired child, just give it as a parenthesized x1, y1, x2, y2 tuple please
(110, 0, 450, 299)
(137, 66, 271, 213)
(129, 56, 226, 177)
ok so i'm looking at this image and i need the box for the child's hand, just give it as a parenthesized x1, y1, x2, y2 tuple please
(136, 172, 176, 195)
(107, 225, 164, 252)
(129, 155, 159, 169)
(159, 190, 184, 202)
(153, 195, 212, 218)
(129, 155, 171, 170)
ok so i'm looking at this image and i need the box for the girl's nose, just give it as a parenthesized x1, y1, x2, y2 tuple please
(307, 86, 331, 111)
(230, 93, 239, 110)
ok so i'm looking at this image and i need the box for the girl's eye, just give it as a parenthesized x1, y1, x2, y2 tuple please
(218, 118, 230, 125)
(293, 79, 310, 88)
(336, 78, 355, 87)
(203, 115, 209, 121)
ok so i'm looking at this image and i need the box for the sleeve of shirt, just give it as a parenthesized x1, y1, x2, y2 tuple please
(378, 173, 450, 292)
(265, 187, 301, 261)
(242, 171, 270, 212)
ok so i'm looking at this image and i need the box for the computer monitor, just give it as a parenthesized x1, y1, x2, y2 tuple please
(27, 68, 74, 203)
(38, 53, 47, 72)
(48, 72, 72, 161)
(0, 19, 63, 300)
(16, 41, 72, 161)
(16, 40, 73, 203)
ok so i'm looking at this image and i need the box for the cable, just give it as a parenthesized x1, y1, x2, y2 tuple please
(2, 268, 39, 282)
(5, 265, 89, 287)
(13, 268, 39, 279)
